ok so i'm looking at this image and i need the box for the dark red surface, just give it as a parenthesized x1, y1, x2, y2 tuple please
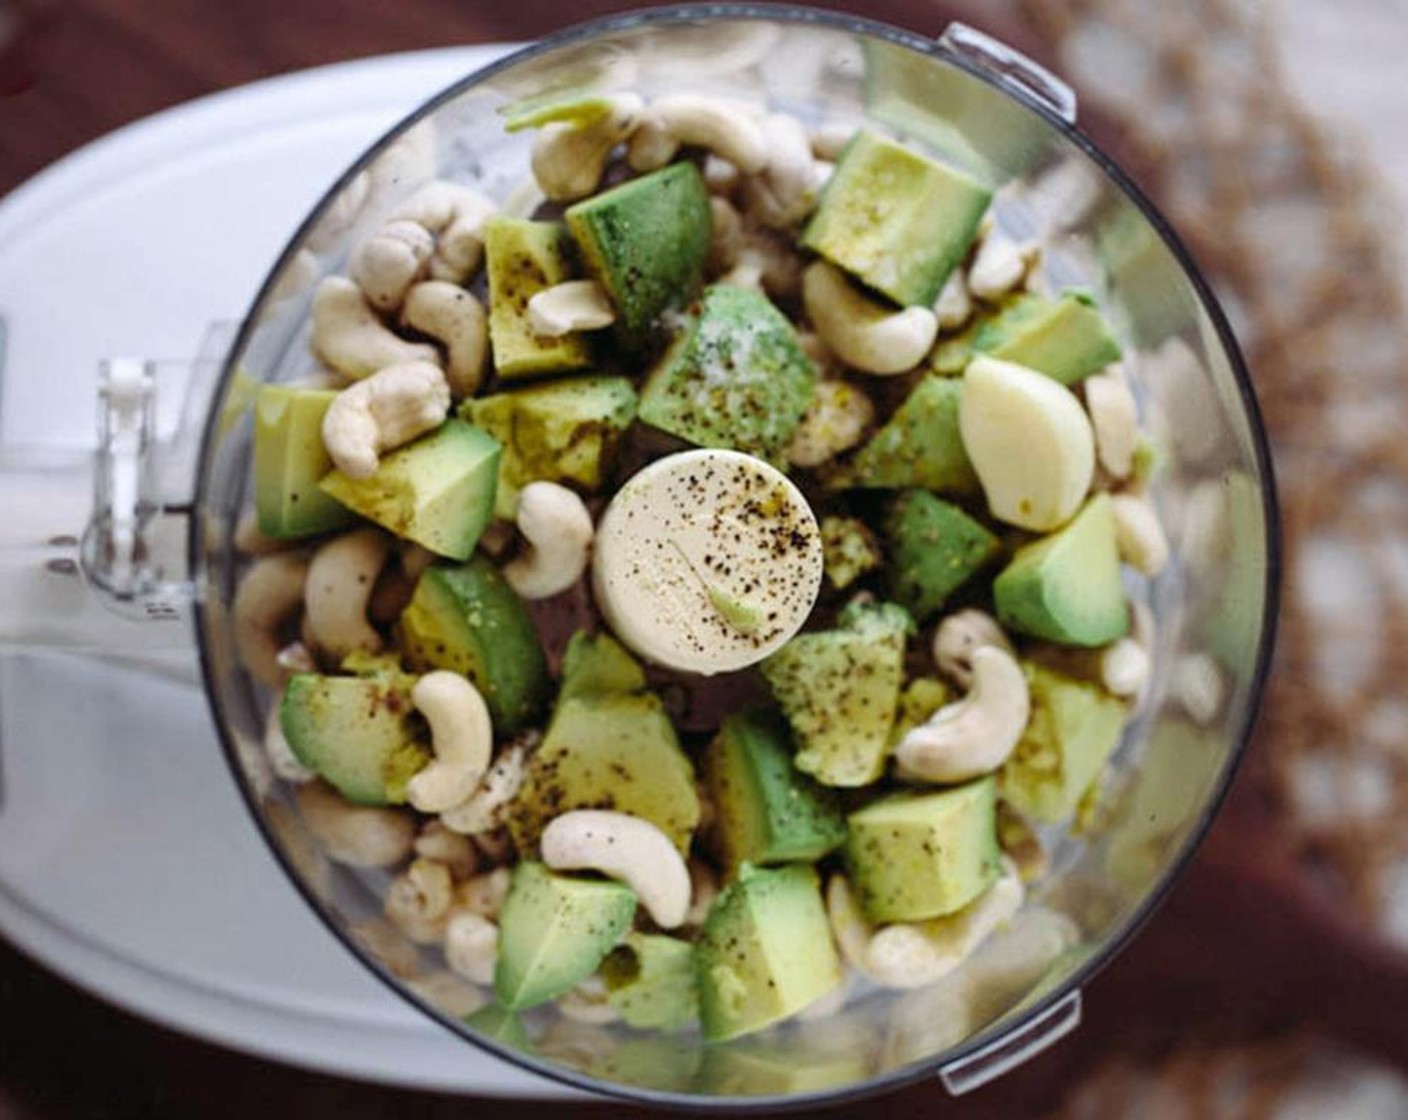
(0, 2, 1373, 1116)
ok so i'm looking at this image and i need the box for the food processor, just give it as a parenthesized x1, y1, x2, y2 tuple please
(0, 5, 1278, 1107)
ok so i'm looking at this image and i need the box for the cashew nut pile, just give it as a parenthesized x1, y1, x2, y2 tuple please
(233, 84, 1183, 1048)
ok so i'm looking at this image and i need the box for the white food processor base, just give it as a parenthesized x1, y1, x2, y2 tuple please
(0, 44, 570, 1098)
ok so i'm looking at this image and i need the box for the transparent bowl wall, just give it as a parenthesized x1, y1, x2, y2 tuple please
(193, 6, 1278, 1108)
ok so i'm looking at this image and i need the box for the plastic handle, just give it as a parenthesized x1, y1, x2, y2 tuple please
(938, 23, 1078, 125)
(938, 989, 1082, 1095)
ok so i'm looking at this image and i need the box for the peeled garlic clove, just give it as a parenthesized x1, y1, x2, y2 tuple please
(959, 356, 1095, 531)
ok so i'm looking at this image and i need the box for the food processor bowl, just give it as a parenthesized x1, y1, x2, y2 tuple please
(2, 4, 1279, 1109)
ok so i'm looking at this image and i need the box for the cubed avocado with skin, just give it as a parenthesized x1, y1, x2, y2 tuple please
(883, 489, 1002, 622)
(760, 599, 911, 787)
(509, 691, 700, 855)
(397, 555, 550, 732)
(566, 162, 711, 354)
(280, 674, 430, 806)
(696, 863, 842, 1042)
(460, 376, 637, 519)
(484, 217, 595, 379)
(558, 630, 648, 703)
(637, 285, 817, 463)
(252, 385, 358, 538)
(802, 129, 991, 308)
(319, 419, 500, 560)
(819, 515, 883, 590)
(1001, 661, 1128, 823)
(932, 291, 1122, 385)
(600, 932, 700, 1032)
(844, 777, 1001, 923)
(993, 493, 1130, 647)
(830, 375, 978, 494)
(494, 861, 637, 1011)
(703, 708, 848, 873)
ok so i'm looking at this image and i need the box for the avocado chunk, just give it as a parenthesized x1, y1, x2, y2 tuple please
(252, 385, 358, 539)
(819, 515, 882, 590)
(704, 708, 847, 873)
(460, 376, 636, 519)
(509, 691, 700, 855)
(397, 555, 550, 732)
(1002, 661, 1127, 823)
(600, 932, 700, 1031)
(883, 489, 1002, 621)
(319, 419, 500, 560)
(889, 676, 952, 747)
(463, 1004, 531, 1048)
(844, 777, 1001, 922)
(830, 375, 978, 494)
(494, 861, 637, 1010)
(637, 284, 817, 463)
(280, 673, 430, 806)
(696, 863, 842, 1042)
(802, 129, 991, 308)
(558, 630, 648, 703)
(992, 493, 1129, 647)
(761, 599, 911, 787)
(566, 161, 711, 353)
(484, 217, 595, 379)
(932, 291, 1122, 385)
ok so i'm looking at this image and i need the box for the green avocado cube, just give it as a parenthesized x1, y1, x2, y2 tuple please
(1001, 661, 1127, 823)
(993, 493, 1130, 647)
(280, 674, 430, 806)
(888, 677, 953, 747)
(802, 129, 991, 307)
(601, 932, 700, 1032)
(566, 162, 711, 354)
(844, 777, 1001, 923)
(252, 385, 358, 539)
(704, 708, 848, 873)
(696, 864, 842, 1042)
(883, 489, 1001, 621)
(638, 284, 817, 463)
(484, 217, 595, 379)
(933, 291, 1122, 385)
(558, 630, 648, 703)
(319, 419, 500, 560)
(819, 515, 883, 590)
(761, 600, 911, 788)
(509, 692, 701, 856)
(494, 861, 637, 1010)
(397, 555, 550, 732)
(461, 375, 636, 519)
(830, 375, 978, 494)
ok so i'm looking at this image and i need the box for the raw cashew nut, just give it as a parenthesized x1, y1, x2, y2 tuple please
(1085, 368, 1138, 479)
(1110, 493, 1169, 576)
(531, 93, 644, 201)
(385, 857, 456, 944)
(967, 233, 1038, 301)
(440, 736, 535, 835)
(444, 910, 498, 985)
(1097, 637, 1150, 698)
(502, 481, 594, 600)
(406, 970, 490, 1018)
(454, 866, 512, 919)
(558, 977, 622, 1025)
(685, 858, 719, 928)
(415, 820, 480, 880)
(803, 260, 939, 375)
(933, 270, 974, 331)
(304, 528, 390, 659)
(787, 380, 876, 468)
(407, 671, 493, 814)
(401, 281, 488, 398)
(810, 122, 855, 161)
(896, 645, 1030, 783)
(264, 698, 315, 783)
(321, 360, 451, 480)
(389, 180, 497, 282)
(650, 94, 767, 173)
(626, 110, 681, 172)
(742, 112, 821, 229)
(1171, 651, 1225, 725)
(234, 552, 310, 687)
(527, 280, 616, 336)
(932, 609, 1014, 688)
(310, 276, 438, 381)
(349, 218, 435, 312)
(275, 641, 318, 674)
(827, 864, 1024, 990)
(708, 196, 744, 273)
(540, 810, 691, 929)
(295, 782, 416, 867)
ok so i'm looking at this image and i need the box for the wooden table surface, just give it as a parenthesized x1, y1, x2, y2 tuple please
(0, 2, 1395, 1117)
